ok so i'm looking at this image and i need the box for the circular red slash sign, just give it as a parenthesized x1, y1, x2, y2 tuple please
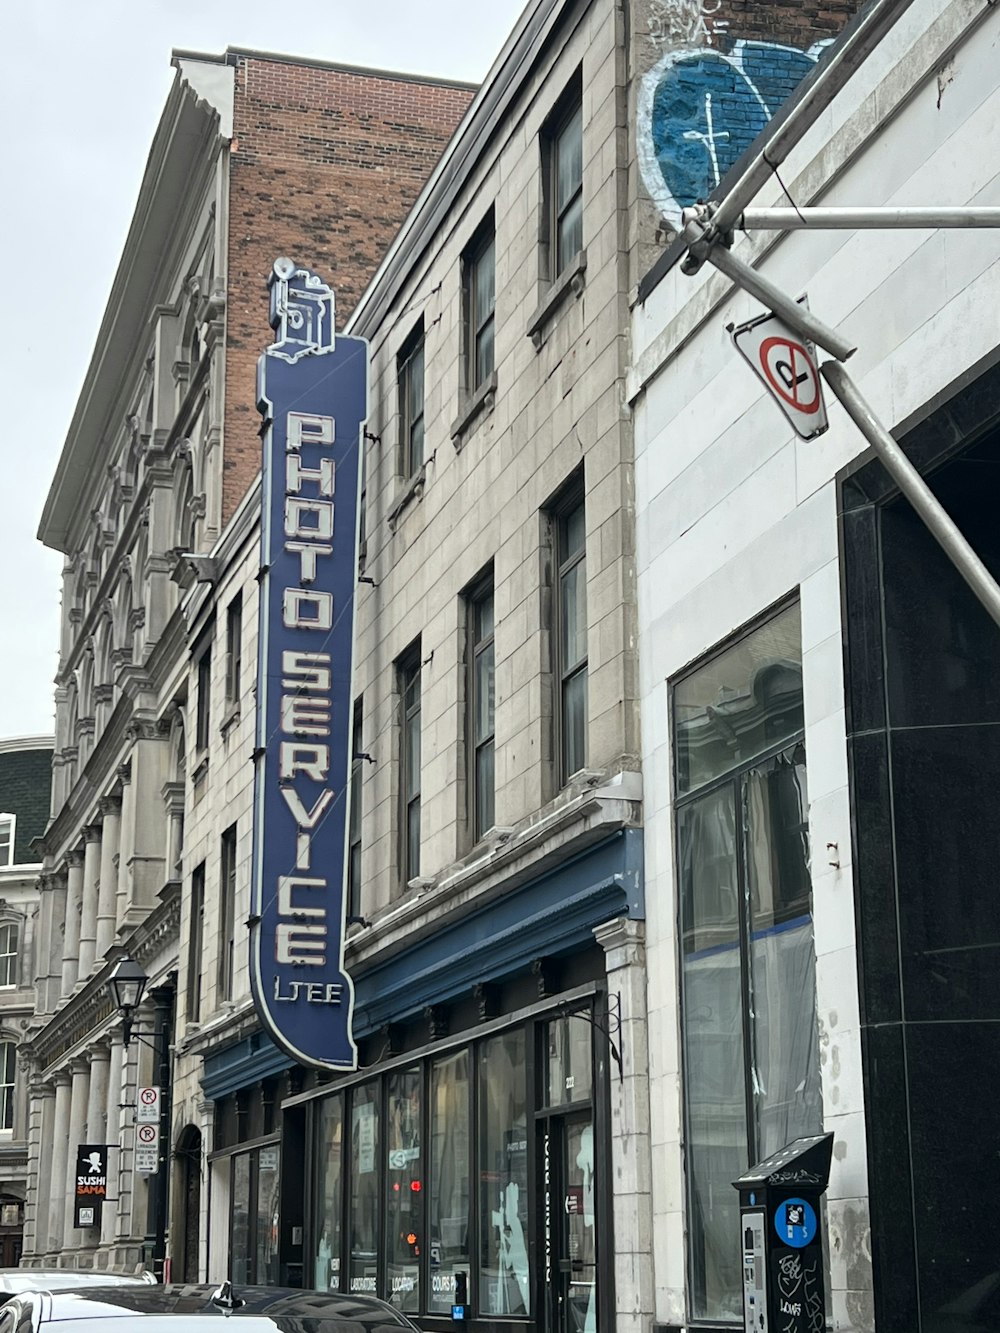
(759, 336, 821, 414)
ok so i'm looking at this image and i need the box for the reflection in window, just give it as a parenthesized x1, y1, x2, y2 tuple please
(547, 1012, 593, 1108)
(315, 1095, 343, 1290)
(556, 493, 588, 784)
(430, 1051, 470, 1313)
(0, 925, 18, 989)
(349, 1085, 380, 1295)
(479, 1031, 529, 1315)
(675, 603, 821, 1322)
(470, 579, 495, 839)
(230, 1154, 251, 1285)
(256, 1146, 281, 1285)
(0, 1043, 14, 1132)
(387, 1069, 422, 1312)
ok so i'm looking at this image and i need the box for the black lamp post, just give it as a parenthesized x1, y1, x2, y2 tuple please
(107, 955, 174, 1279)
(107, 956, 148, 1048)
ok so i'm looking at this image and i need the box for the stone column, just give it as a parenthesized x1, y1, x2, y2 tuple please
(83, 1044, 111, 1256)
(120, 723, 168, 926)
(115, 761, 133, 935)
(593, 917, 655, 1333)
(48, 1072, 72, 1260)
(63, 1059, 92, 1259)
(78, 825, 102, 979)
(45, 871, 68, 1013)
(22, 1078, 54, 1261)
(101, 1035, 125, 1249)
(96, 797, 121, 962)
(61, 850, 84, 997)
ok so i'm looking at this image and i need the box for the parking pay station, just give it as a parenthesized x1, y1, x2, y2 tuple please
(733, 1132, 834, 1333)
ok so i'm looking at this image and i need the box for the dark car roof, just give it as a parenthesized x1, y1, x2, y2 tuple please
(3, 1284, 418, 1331)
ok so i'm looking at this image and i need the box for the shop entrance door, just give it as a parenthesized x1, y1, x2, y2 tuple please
(541, 1112, 598, 1333)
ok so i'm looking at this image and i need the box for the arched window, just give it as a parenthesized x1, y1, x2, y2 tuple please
(0, 1042, 16, 1132)
(0, 923, 18, 987)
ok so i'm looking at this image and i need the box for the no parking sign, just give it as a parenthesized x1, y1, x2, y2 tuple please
(732, 307, 829, 440)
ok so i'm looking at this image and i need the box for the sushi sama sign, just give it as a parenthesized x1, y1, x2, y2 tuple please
(251, 259, 368, 1070)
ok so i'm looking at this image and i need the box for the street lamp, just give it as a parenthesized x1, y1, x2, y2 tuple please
(107, 956, 148, 1048)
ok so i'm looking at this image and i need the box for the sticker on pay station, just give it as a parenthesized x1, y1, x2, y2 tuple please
(732, 308, 829, 440)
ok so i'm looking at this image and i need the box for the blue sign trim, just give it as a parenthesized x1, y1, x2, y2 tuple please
(251, 258, 368, 1071)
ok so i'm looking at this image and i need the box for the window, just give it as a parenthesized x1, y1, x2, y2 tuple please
(463, 215, 496, 394)
(386, 1068, 422, 1313)
(398, 322, 425, 479)
(468, 576, 495, 839)
(218, 824, 237, 1001)
(348, 698, 364, 921)
(225, 594, 243, 708)
(314, 1094, 344, 1290)
(0, 818, 13, 868)
(429, 1051, 470, 1314)
(348, 1083, 380, 1295)
(196, 644, 211, 751)
(399, 649, 422, 884)
(478, 1030, 529, 1315)
(674, 602, 821, 1322)
(0, 925, 18, 989)
(553, 488, 588, 783)
(187, 863, 205, 1023)
(543, 76, 583, 279)
(230, 1144, 281, 1286)
(0, 1042, 14, 1132)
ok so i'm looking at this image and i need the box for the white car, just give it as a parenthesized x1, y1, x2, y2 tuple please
(0, 1269, 156, 1295)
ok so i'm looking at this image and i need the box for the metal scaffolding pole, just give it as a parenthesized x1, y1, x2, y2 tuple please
(682, 214, 856, 362)
(742, 206, 1000, 229)
(821, 362, 1000, 631)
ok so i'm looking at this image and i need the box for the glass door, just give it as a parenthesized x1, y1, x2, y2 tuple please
(557, 1113, 597, 1333)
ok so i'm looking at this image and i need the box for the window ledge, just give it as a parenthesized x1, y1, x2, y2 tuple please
(387, 465, 427, 531)
(220, 703, 241, 737)
(451, 371, 498, 450)
(527, 249, 588, 349)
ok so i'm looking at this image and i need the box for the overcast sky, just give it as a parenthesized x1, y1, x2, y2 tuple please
(0, 0, 526, 740)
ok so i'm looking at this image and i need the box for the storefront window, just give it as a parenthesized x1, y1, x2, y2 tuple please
(429, 1050, 470, 1313)
(675, 602, 822, 1322)
(386, 1068, 422, 1312)
(256, 1145, 281, 1286)
(547, 1012, 593, 1107)
(479, 1030, 530, 1316)
(349, 1084, 380, 1295)
(315, 1095, 343, 1290)
(231, 1153, 251, 1285)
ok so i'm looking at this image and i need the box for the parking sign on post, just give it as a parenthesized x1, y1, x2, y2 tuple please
(136, 1122, 159, 1175)
(137, 1086, 160, 1124)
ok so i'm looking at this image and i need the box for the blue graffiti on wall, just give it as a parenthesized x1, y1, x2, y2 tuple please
(638, 39, 832, 228)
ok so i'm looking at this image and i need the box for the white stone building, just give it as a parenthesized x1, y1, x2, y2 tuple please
(630, 0, 1000, 1329)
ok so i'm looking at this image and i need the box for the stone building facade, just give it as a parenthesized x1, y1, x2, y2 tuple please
(25, 49, 472, 1276)
(154, 0, 860, 1325)
(630, 0, 1000, 1328)
(0, 737, 52, 1267)
(25, 0, 864, 1320)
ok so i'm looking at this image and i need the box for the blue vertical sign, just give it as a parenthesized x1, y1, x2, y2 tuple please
(251, 258, 367, 1071)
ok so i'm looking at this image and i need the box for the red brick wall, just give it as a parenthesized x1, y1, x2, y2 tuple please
(718, 0, 860, 47)
(223, 57, 475, 523)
